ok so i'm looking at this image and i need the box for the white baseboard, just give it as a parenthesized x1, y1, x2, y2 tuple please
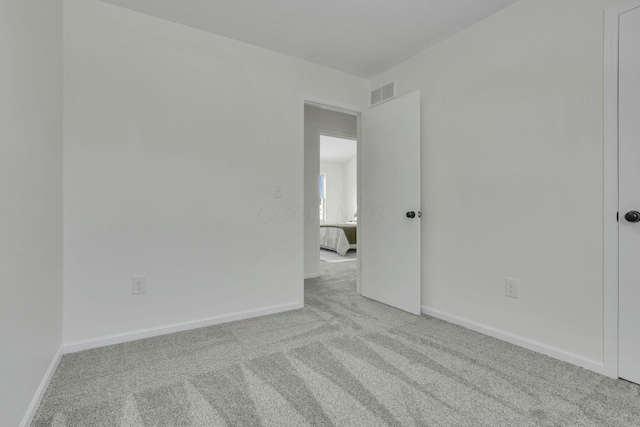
(20, 345, 63, 427)
(421, 306, 605, 375)
(64, 301, 303, 353)
(305, 273, 320, 279)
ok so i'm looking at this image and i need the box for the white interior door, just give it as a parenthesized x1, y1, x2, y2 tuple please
(619, 5, 640, 385)
(360, 91, 421, 315)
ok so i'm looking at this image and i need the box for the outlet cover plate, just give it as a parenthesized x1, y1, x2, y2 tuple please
(132, 276, 147, 295)
(505, 277, 519, 299)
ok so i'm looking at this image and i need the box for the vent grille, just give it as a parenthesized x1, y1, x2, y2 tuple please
(370, 81, 396, 106)
(371, 88, 382, 106)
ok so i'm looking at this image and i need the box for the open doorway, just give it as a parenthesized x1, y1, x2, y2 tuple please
(303, 103, 359, 293)
(319, 134, 358, 262)
(302, 92, 421, 315)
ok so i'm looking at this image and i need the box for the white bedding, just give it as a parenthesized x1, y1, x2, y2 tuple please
(319, 226, 356, 256)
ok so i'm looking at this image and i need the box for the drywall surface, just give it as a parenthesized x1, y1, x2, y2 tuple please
(320, 161, 346, 223)
(304, 106, 357, 277)
(344, 156, 358, 222)
(319, 158, 357, 223)
(63, 0, 367, 343)
(0, 0, 63, 425)
(372, 0, 625, 362)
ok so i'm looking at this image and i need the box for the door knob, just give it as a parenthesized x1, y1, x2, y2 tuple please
(406, 211, 416, 219)
(625, 211, 640, 223)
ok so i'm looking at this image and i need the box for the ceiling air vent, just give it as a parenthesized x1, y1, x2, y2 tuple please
(370, 81, 396, 107)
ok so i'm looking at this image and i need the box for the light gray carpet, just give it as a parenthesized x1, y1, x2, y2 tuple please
(33, 262, 640, 426)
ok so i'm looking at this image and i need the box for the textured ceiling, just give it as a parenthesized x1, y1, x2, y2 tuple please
(100, 0, 520, 78)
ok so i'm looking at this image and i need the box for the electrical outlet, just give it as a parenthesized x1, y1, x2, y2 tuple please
(505, 277, 519, 299)
(132, 276, 147, 295)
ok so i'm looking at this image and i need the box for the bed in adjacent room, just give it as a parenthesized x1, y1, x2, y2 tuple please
(320, 223, 356, 256)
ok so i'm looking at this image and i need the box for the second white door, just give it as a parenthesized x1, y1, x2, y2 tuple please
(618, 4, 640, 385)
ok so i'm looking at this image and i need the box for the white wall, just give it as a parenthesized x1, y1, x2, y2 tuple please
(320, 161, 345, 223)
(63, 0, 368, 344)
(319, 158, 357, 223)
(0, 0, 63, 425)
(304, 106, 357, 277)
(343, 156, 358, 221)
(372, 0, 625, 363)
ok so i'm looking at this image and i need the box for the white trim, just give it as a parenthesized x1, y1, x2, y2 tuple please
(356, 113, 362, 295)
(20, 345, 63, 427)
(603, 3, 621, 380)
(422, 306, 605, 375)
(603, 0, 640, 380)
(305, 273, 320, 279)
(318, 128, 357, 142)
(299, 96, 307, 307)
(303, 97, 361, 117)
(607, 0, 640, 18)
(64, 302, 302, 353)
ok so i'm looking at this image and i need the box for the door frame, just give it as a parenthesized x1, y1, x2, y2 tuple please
(299, 95, 363, 304)
(603, 0, 640, 379)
